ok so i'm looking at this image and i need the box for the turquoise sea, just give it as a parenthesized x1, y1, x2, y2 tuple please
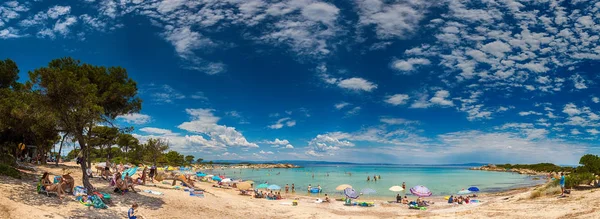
(208, 164, 544, 198)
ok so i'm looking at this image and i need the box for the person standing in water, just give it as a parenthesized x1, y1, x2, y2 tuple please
(308, 184, 312, 193)
(402, 182, 406, 190)
(292, 183, 295, 192)
(285, 184, 289, 193)
(367, 176, 370, 181)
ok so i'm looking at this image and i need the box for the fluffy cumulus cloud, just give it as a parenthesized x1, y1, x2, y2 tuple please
(355, 0, 431, 39)
(117, 113, 152, 124)
(391, 58, 431, 73)
(429, 90, 453, 106)
(264, 138, 294, 149)
(305, 132, 354, 156)
(384, 94, 410, 106)
(336, 77, 377, 92)
(177, 108, 258, 148)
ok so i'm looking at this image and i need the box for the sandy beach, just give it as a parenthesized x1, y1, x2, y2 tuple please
(1, 162, 599, 219)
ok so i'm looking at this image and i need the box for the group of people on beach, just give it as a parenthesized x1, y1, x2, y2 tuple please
(448, 195, 471, 204)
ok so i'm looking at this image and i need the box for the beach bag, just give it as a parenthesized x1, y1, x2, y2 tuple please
(91, 195, 107, 209)
(73, 186, 87, 196)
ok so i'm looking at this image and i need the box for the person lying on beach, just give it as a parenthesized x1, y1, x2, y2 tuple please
(40, 172, 66, 199)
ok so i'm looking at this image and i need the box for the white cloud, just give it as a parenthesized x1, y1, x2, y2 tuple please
(0, 27, 23, 39)
(410, 93, 431, 109)
(429, 90, 454, 106)
(480, 40, 512, 58)
(563, 103, 581, 116)
(149, 84, 185, 103)
(391, 58, 431, 72)
(301, 2, 340, 25)
(190, 92, 208, 101)
(259, 150, 274, 155)
(593, 97, 600, 103)
(571, 129, 582, 135)
(384, 94, 410, 106)
(571, 74, 588, 89)
(177, 108, 258, 148)
(117, 113, 151, 124)
(47, 5, 71, 19)
(334, 102, 350, 110)
(306, 132, 355, 156)
(139, 127, 178, 136)
(518, 111, 543, 116)
(53, 16, 77, 36)
(587, 129, 600, 135)
(345, 106, 361, 116)
(379, 117, 417, 125)
(268, 117, 296, 129)
(336, 77, 377, 92)
(356, 0, 429, 39)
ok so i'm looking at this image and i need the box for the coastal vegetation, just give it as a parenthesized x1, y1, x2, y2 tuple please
(496, 163, 575, 173)
(0, 58, 209, 190)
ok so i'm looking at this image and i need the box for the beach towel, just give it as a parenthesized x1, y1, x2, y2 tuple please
(90, 195, 107, 209)
(144, 190, 164, 196)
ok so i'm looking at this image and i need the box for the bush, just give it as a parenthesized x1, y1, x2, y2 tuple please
(0, 163, 21, 179)
(496, 163, 574, 173)
(565, 173, 595, 188)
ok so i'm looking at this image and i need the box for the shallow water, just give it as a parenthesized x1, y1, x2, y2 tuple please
(205, 164, 544, 198)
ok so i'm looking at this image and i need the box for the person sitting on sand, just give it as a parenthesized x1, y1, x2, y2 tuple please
(402, 197, 408, 204)
(134, 167, 147, 185)
(448, 195, 454, 204)
(276, 192, 282, 199)
(324, 194, 330, 202)
(128, 202, 145, 219)
(40, 172, 66, 199)
(465, 196, 470, 204)
(124, 173, 137, 193)
(396, 194, 402, 203)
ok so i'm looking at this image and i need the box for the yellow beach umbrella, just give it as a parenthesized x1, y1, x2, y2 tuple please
(237, 182, 252, 190)
(336, 184, 352, 191)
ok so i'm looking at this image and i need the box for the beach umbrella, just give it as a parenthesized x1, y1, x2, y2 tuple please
(361, 188, 376, 195)
(237, 182, 252, 190)
(468, 187, 480, 192)
(267, 185, 281, 190)
(336, 184, 352, 191)
(256, 183, 269, 189)
(389, 186, 404, 192)
(410, 185, 432, 197)
(457, 190, 472, 195)
(212, 176, 222, 181)
(206, 174, 214, 178)
(344, 187, 360, 199)
(196, 173, 207, 177)
(222, 178, 232, 183)
(219, 175, 226, 179)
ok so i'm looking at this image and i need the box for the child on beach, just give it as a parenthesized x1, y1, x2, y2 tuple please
(128, 203, 145, 219)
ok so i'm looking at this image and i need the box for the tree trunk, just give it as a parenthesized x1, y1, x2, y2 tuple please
(76, 134, 94, 192)
(56, 133, 68, 166)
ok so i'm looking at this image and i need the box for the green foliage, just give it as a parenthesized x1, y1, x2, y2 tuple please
(578, 154, 600, 175)
(0, 59, 19, 89)
(565, 173, 596, 188)
(88, 126, 120, 160)
(0, 163, 21, 179)
(496, 163, 574, 173)
(196, 158, 204, 164)
(28, 57, 142, 191)
(144, 138, 169, 166)
(185, 155, 194, 165)
(165, 151, 184, 166)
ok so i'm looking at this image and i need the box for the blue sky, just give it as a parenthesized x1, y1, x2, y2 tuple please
(1, 0, 600, 164)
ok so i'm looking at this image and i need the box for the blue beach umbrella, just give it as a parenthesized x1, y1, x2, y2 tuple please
(468, 187, 480, 192)
(268, 185, 281, 190)
(344, 187, 360, 199)
(361, 188, 376, 195)
(212, 176, 222, 181)
(196, 173, 207, 177)
(256, 183, 269, 189)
